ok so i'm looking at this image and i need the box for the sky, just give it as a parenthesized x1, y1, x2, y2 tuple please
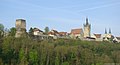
(0, 0, 120, 36)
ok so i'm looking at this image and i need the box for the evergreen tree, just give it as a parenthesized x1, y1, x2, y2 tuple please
(44, 27, 49, 34)
(29, 27, 34, 37)
(9, 27, 16, 37)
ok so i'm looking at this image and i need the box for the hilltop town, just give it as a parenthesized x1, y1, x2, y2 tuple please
(1, 18, 120, 65)
(15, 18, 120, 43)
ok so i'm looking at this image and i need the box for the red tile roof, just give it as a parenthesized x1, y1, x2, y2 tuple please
(48, 30, 59, 35)
(71, 28, 83, 35)
(59, 32, 67, 36)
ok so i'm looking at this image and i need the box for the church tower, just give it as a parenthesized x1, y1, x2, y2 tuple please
(83, 17, 91, 37)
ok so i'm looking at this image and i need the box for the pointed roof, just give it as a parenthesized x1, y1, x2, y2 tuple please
(84, 17, 90, 26)
(105, 28, 107, 34)
(86, 17, 89, 25)
(109, 28, 111, 34)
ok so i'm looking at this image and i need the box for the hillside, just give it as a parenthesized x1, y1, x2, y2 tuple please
(0, 36, 120, 65)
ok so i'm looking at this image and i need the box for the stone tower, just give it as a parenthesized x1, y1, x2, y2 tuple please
(83, 18, 91, 37)
(15, 19, 26, 37)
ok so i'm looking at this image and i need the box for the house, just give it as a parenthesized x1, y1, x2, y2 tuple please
(92, 34, 102, 41)
(58, 32, 70, 38)
(113, 37, 120, 43)
(32, 28, 53, 40)
(70, 28, 84, 39)
(48, 29, 60, 39)
(59, 32, 67, 36)
(103, 34, 114, 41)
(33, 28, 44, 36)
(102, 28, 114, 41)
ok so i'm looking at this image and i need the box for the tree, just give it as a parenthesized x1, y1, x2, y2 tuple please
(9, 27, 16, 37)
(0, 23, 4, 31)
(19, 48, 28, 65)
(0, 23, 4, 38)
(44, 27, 49, 34)
(62, 62, 69, 65)
(29, 27, 34, 37)
(110, 51, 120, 65)
(0, 24, 4, 63)
(0, 24, 4, 64)
(2, 37, 15, 65)
(29, 48, 38, 65)
(55, 57, 60, 65)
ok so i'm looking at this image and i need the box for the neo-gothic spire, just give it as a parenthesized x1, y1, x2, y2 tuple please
(86, 17, 89, 25)
(109, 28, 111, 34)
(105, 28, 107, 34)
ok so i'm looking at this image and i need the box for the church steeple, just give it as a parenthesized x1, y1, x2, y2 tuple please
(109, 28, 111, 34)
(84, 17, 91, 37)
(86, 17, 89, 25)
(105, 28, 107, 34)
